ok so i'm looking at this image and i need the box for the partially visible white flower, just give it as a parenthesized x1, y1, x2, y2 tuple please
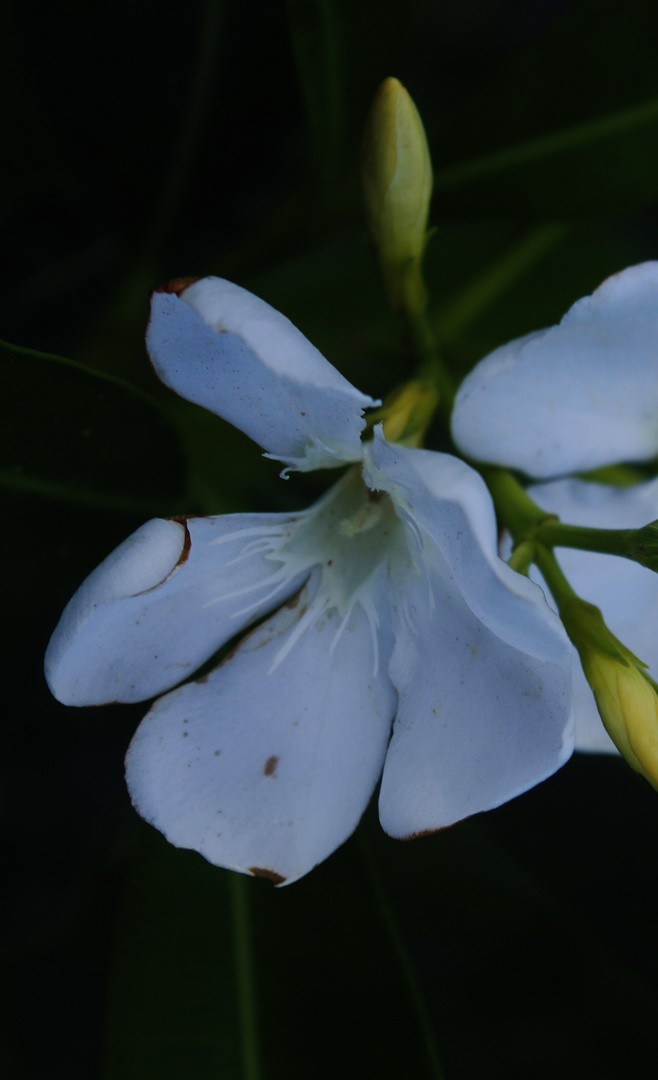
(451, 261, 658, 763)
(46, 277, 574, 885)
(514, 478, 658, 756)
(451, 262, 658, 478)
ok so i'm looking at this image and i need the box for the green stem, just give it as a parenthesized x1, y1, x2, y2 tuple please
(230, 875, 261, 1080)
(535, 518, 658, 573)
(507, 539, 535, 576)
(532, 543, 579, 610)
(408, 309, 456, 425)
(534, 519, 637, 557)
(480, 466, 551, 537)
(482, 474, 658, 573)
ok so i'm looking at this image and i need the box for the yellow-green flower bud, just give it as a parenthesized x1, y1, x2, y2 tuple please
(561, 597, 658, 788)
(361, 77, 433, 317)
(581, 648, 658, 789)
(379, 380, 439, 447)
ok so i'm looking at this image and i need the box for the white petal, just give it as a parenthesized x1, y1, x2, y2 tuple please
(125, 571, 397, 885)
(379, 538, 574, 837)
(45, 512, 308, 706)
(526, 477, 658, 754)
(147, 278, 377, 471)
(451, 262, 658, 477)
(364, 429, 571, 660)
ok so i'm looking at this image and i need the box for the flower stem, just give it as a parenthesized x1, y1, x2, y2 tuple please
(483, 469, 658, 573)
(534, 517, 658, 571)
(507, 539, 535, 576)
(408, 309, 455, 426)
(230, 874, 261, 1080)
(480, 466, 552, 537)
(532, 542, 579, 610)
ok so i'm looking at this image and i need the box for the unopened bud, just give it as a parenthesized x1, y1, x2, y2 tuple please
(562, 597, 658, 788)
(361, 77, 433, 317)
(380, 380, 439, 447)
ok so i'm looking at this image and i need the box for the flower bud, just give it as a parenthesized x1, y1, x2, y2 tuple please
(361, 77, 433, 317)
(380, 380, 439, 447)
(562, 597, 658, 788)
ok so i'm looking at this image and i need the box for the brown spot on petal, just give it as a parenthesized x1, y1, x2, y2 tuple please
(285, 587, 304, 610)
(250, 867, 286, 885)
(154, 276, 201, 297)
(263, 755, 278, 777)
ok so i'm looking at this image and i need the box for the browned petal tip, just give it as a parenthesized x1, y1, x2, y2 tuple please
(399, 825, 448, 841)
(168, 516, 192, 567)
(154, 276, 202, 297)
(249, 867, 286, 886)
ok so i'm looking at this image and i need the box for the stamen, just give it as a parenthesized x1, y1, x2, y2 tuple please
(398, 508, 424, 553)
(209, 522, 302, 548)
(361, 593, 381, 678)
(202, 566, 293, 611)
(268, 594, 329, 673)
(224, 539, 283, 566)
(329, 604, 353, 656)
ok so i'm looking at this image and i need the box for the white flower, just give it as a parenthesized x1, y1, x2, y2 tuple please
(46, 277, 573, 885)
(451, 261, 658, 758)
(451, 262, 658, 478)
(503, 479, 658, 757)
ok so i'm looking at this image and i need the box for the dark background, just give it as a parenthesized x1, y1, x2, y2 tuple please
(4, 1, 658, 1077)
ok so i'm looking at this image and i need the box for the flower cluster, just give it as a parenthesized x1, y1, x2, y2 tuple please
(47, 258, 658, 882)
(451, 261, 658, 780)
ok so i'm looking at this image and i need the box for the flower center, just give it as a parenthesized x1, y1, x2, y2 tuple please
(282, 469, 399, 611)
(205, 467, 410, 674)
(264, 468, 404, 672)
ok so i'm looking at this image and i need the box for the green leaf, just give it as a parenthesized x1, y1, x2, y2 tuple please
(434, 0, 658, 216)
(435, 97, 658, 217)
(286, 0, 346, 189)
(0, 339, 185, 514)
(285, 0, 417, 203)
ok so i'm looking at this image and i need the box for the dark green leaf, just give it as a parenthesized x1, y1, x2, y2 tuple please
(435, 97, 658, 217)
(286, 0, 346, 189)
(0, 339, 185, 514)
(434, 0, 658, 216)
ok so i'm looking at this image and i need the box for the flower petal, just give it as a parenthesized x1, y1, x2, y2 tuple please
(378, 537, 574, 837)
(451, 262, 658, 477)
(45, 512, 308, 706)
(147, 278, 377, 471)
(525, 477, 658, 753)
(125, 571, 397, 885)
(364, 429, 571, 661)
